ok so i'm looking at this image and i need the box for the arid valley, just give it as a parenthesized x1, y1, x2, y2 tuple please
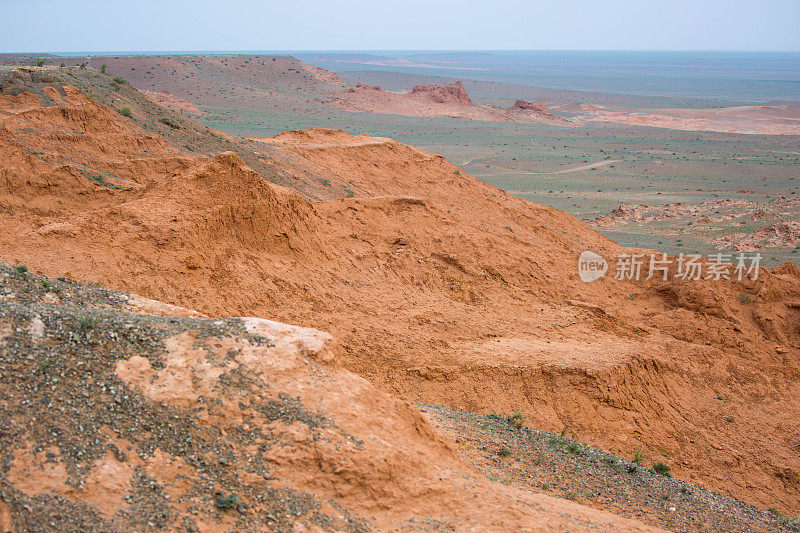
(1, 8, 800, 531)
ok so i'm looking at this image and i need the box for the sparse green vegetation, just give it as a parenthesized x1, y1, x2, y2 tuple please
(653, 461, 671, 477)
(78, 315, 97, 331)
(15, 265, 28, 274)
(113, 76, 127, 85)
(602, 454, 619, 466)
(740, 293, 751, 304)
(214, 492, 242, 510)
(509, 412, 526, 430)
(498, 446, 512, 457)
(118, 107, 132, 117)
(36, 58, 46, 67)
(567, 441, 585, 455)
(100, 63, 106, 74)
(159, 117, 180, 129)
(632, 447, 646, 465)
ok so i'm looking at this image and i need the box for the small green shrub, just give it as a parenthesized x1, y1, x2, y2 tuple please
(113, 76, 126, 85)
(159, 117, 180, 129)
(214, 493, 242, 510)
(78, 316, 97, 331)
(632, 447, 646, 465)
(567, 441, 585, 455)
(36, 58, 46, 67)
(508, 412, 526, 430)
(118, 107, 132, 117)
(602, 454, 618, 466)
(653, 461, 671, 476)
(15, 265, 28, 274)
(100, 63, 106, 74)
(498, 446, 512, 457)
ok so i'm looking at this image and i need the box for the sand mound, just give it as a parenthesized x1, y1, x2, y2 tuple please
(2, 77, 800, 514)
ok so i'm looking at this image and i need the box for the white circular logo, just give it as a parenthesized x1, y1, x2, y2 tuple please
(578, 251, 607, 282)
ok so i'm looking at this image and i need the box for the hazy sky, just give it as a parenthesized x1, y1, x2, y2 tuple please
(2, 0, 799, 52)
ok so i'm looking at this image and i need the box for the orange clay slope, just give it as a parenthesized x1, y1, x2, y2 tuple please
(1, 67, 800, 515)
(0, 264, 659, 532)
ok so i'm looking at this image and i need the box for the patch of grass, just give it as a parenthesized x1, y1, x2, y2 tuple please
(602, 454, 619, 466)
(41, 280, 52, 290)
(39, 358, 55, 373)
(567, 441, 586, 456)
(159, 117, 180, 129)
(118, 107, 132, 117)
(508, 412, 526, 430)
(498, 446, 512, 457)
(78, 315, 97, 331)
(86, 173, 108, 185)
(15, 265, 28, 274)
(739, 293, 751, 304)
(652, 461, 671, 477)
(632, 446, 646, 465)
(214, 493, 242, 510)
(113, 76, 127, 85)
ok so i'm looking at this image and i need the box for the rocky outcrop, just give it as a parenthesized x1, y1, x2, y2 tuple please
(507, 99, 571, 123)
(411, 80, 472, 105)
(347, 82, 381, 92)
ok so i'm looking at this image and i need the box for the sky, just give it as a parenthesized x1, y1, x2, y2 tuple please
(2, 0, 799, 53)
